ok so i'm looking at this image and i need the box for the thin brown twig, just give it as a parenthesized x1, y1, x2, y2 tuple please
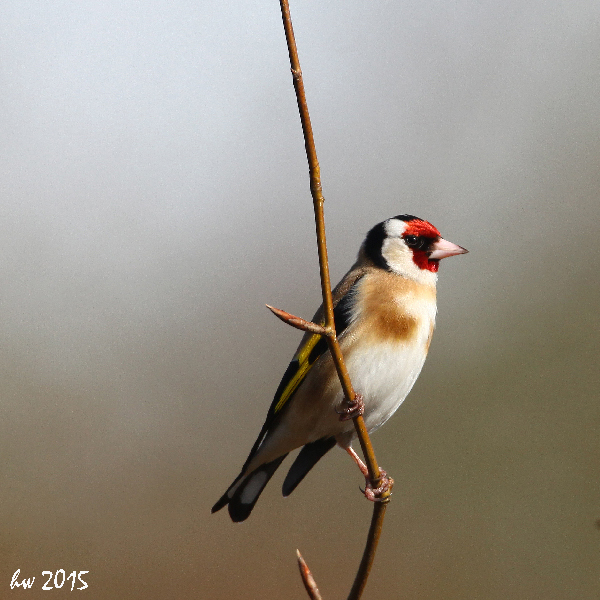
(347, 503, 389, 600)
(278, 0, 380, 484)
(265, 305, 331, 336)
(276, 1, 393, 599)
(297, 550, 323, 600)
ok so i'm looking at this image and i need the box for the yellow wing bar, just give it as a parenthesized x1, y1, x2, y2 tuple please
(273, 332, 323, 414)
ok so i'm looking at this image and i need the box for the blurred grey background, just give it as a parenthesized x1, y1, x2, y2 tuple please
(1, 1, 599, 598)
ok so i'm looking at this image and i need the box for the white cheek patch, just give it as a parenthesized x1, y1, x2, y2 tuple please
(384, 218, 408, 238)
(240, 470, 269, 505)
(382, 219, 413, 274)
(381, 236, 413, 272)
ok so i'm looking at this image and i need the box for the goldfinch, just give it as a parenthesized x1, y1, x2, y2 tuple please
(212, 215, 467, 522)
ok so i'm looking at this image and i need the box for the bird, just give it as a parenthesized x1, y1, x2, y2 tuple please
(212, 214, 468, 522)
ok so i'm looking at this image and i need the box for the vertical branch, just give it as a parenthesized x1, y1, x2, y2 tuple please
(278, 0, 381, 485)
(277, 1, 393, 599)
(279, 0, 336, 347)
(346, 503, 388, 600)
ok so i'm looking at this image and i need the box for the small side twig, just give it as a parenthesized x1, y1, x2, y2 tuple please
(275, 1, 394, 599)
(297, 550, 323, 600)
(265, 304, 331, 336)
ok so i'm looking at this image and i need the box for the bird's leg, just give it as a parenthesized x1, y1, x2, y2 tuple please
(345, 446, 369, 476)
(345, 446, 393, 502)
(336, 392, 364, 421)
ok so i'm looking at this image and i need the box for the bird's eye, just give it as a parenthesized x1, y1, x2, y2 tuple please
(404, 235, 423, 249)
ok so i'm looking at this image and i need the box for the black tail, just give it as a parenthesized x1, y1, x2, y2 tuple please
(282, 437, 336, 497)
(211, 455, 288, 522)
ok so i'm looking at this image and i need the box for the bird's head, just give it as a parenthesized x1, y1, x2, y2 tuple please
(362, 214, 468, 284)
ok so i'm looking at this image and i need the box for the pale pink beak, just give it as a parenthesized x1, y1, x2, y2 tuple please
(428, 237, 469, 260)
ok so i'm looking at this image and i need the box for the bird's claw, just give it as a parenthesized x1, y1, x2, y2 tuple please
(336, 393, 365, 421)
(360, 469, 393, 502)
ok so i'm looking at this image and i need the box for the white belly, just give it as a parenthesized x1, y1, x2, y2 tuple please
(344, 338, 429, 434)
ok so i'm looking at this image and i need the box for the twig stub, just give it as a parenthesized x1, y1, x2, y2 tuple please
(296, 550, 323, 600)
(265, 304, 331, 337)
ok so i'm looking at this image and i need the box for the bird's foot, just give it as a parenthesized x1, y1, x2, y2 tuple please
(345, 447, 393, 502)
(336, 393, 364, 421)
(361, 470, 394, 502)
